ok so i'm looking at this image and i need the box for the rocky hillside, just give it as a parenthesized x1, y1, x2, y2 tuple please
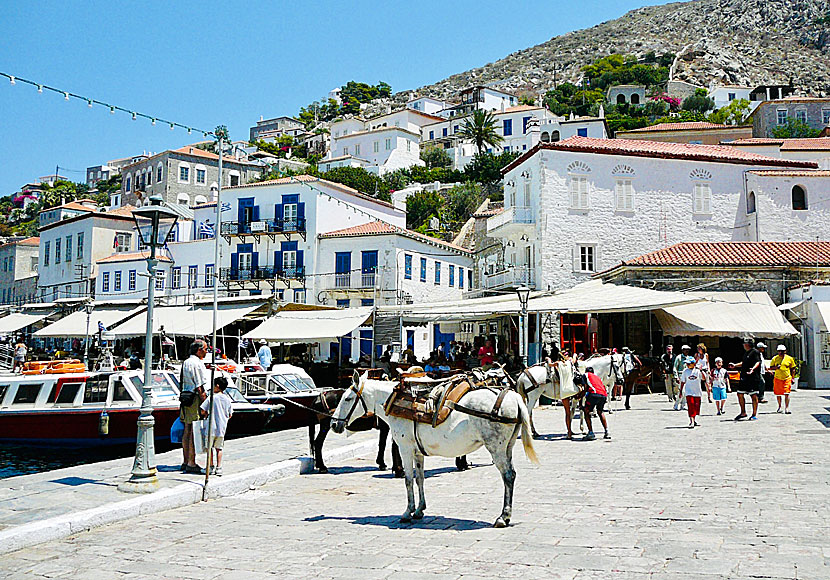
(410, 0, 830, 101)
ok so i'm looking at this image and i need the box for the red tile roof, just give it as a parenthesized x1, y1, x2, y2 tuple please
(626, 122, 738, 133)
(723, 138, 784, 146)
(619, 242, 830, 268)
(502, 136, 819, 173)
(780, 138, 830, 151)
(97, 251, 173, 264)
(473, 208, 504, 218)
(38, 200, 98, 214)
(319, 220, 470, 254)
(748, 169, 830, 177)
(19, 237, 39, 246)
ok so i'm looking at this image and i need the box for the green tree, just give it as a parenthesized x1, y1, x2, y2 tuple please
(463, 151, 520, 185)
(682, 89, 715, 114)
(441, 183, 483, 227)
(406, 190, 443, 229)
(707, 98, 751, 125)
(771, 118, 822, 139)
(459, 109, 504, 155)
(420, 145, 453, 169)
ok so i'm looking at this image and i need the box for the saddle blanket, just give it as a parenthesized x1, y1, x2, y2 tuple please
(384, 377, 474, 427)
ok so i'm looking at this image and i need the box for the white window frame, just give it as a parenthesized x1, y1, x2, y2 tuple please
(157, 163, 163, 182)
(615, 178, 634, 211)
(178, 163, 190, 183)
(522, 181, 531, 207)
(354, 144, 361, 156)
(195, 164, 207, 185)
(114, 270, 122, 292)
(373, 141, 379, 153)
(129, 270, 137, 291)
(171, 267, 181, 289)
(776, 109, 788, 125)
(569, 176, 590, 210)
(693, 182, 712, 214)
(385, 138, 392, 151)
(204, 265, 214, 288)
(575, 244, 597, 273)
(822, 109, 830, 126)
(115, 232, 131, 253)
(102, 272, 110, 293)
(155, 270, 165, 290)
(795, 109, 807, 124)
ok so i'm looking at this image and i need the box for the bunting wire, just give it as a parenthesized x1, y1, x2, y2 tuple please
(1, 71, 215, 138)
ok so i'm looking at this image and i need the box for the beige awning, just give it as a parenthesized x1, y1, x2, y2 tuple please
(34, 306, 144, 337)
(0, 312, 54, 334)
(109, 303, 263, 338)
(656, 291, 799, 338)
(243, 306, 373, 343)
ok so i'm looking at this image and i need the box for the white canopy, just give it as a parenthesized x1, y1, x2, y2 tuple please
(34, 306, 144, 338)
(0, 312, 54, 334)
(377, 280, 703, 322)
(244, 306, 373, 343)
(655, 291, 799, 338)
(816, 302, 830, 331)
(108, 303, 263, 338)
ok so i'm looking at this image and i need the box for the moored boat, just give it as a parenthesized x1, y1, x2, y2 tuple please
(0, 368, 282, 446)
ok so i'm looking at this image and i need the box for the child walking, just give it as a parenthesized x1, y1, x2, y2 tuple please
(200, 376, 234, 476)
(711, 357, 730, 415)
(680, 357, 710, 428)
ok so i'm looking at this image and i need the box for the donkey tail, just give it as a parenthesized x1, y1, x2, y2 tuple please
(517, 396, 540, 464)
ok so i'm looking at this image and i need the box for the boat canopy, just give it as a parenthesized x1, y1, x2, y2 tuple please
(243, 306, 373, 343)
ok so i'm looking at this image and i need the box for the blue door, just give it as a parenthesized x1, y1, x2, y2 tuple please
(433, 324, 455, 357)
(359, 330, 372, 358)
(238, 198, 257, 233)
(406, 330, 415, 349)
(335, 252, 351, 288)
(361, 250, 378, 287)
(341, 336, 352, 362)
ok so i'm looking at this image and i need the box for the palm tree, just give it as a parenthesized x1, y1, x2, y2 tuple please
(459, 109, 504, 154)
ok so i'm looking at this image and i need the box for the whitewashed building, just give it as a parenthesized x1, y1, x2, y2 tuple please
(491, 136, 820, 294)
(787, 281, 830, 389)
(708, 85, 755, 112)
(724, 137, 830, 170)
(406, 96, 453, 117)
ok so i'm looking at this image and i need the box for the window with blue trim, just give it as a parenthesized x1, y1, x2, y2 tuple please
(577, 127, 588, 137)
(102, 272, 110, 293)
(420, 257, 427, 282)
(429, 131, 434, 140)
(434, 261, 441, 285)
(459, 267, 464, 289)
(361, 298, 374, 307)
(449, 265, 455, 287)
(442, 128, 448, 137)
(503, 119, 512, 136)
(336, 299, 350, 308)
(404, 254, 412, 279)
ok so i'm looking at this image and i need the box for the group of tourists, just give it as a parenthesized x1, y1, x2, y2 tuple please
(661, 338, 796, 428)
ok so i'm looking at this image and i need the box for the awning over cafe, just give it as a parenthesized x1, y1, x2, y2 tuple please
(34, 306, 144, 338)
(655, 291, 799, 338)
(108, 303, 263, 338)
(243, 306, 373, 343)
(0, 312, 54, 334)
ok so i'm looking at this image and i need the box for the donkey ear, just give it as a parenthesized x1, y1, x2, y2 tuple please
(352, 369, 361, 384)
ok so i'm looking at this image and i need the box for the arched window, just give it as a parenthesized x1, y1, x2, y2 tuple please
(177, 193, 190, 205)
(792, 185, 807, 210)
(125, 176, 131, 192)
(194, 194, 208, 205)
(630, 93, 640, 105)
(746, 191, 756, 214)
(551, 130, 561, 142)
(616, 94, 626, 104)
(540, 132, 550, 143)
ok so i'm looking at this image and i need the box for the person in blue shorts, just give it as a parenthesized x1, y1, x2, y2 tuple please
(711, 356, 730, 415)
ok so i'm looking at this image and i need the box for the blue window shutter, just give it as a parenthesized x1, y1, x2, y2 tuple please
(274, 250, 283, 271)
(577, 127, 588, 137)
(298, 202, 305, 220)
(230, 253, 239, 276)
(252, 205, 260, 222)
(296, 249, 304, 269)
(523, 116, 531, 133)
(251, 252, 259, 270)
(275, 203, 283, 222)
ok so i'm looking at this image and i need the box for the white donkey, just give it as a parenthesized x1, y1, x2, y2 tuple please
(515, 361, 579, 439)
(331, 371, 539, 528)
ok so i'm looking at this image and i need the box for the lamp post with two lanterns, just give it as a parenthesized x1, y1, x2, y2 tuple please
(119, 195, 179, 493)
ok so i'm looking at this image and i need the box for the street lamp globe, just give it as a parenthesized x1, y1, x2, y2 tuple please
(131, 195, 179, 248)
(516, 285, 531, 310)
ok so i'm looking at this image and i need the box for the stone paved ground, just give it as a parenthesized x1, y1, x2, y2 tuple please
(3, 390, 830, 579)
(0, 425, 372, 530)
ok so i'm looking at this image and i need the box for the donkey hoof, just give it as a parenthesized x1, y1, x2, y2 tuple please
(412, 512, 424, 520)
(493, 517, 508, 528)
(532, 433, 541, 440)
(393, 469, 405, 479)
(317, 466, 329, 474)
(400, 515, 412, 524)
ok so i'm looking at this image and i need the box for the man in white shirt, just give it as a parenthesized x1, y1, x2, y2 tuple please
(180, 340, 208, 474)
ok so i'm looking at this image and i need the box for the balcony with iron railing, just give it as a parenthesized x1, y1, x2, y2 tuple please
(483, 266, 535, 291)
(220, 217, 307, 240)
(486, 206, 535, 235)
(219, 265, 305, 287)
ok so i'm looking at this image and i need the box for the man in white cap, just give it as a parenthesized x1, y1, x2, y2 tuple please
(257, 339, 273, 370)
(672, 345, 691, 410)
(756, 342, 770, 404)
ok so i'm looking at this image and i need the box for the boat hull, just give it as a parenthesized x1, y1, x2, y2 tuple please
(244, 393, 322, 430)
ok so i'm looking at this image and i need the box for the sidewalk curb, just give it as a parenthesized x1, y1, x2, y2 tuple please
(0, 439, 375, 556)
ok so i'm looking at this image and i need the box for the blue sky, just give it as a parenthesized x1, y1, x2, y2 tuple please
(0, 0, 669, 195)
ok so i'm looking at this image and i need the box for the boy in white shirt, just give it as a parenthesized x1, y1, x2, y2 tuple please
(200, 376, 234, 476)
(681, 356, 710, 428)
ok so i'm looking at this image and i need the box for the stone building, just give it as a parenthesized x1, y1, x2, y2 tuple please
(749, 97, 830, 138)
(607, 85, 646, 105)
(0, 237, 40, 306)
(117, 146, 264, 207)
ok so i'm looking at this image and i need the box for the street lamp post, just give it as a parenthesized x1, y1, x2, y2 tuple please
(119, 195, 179, 494)
(83, 299, 93, 368)
(516, 285, 531, 368)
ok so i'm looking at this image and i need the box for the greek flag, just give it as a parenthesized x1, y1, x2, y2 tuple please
(220, 202, 231, 212)
(199, 222, 215, 238)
